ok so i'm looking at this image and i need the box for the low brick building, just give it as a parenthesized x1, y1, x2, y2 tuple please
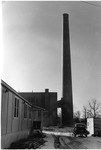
(19, 89, 57, 126)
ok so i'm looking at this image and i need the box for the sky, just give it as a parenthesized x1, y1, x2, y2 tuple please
(1, 1, 101, 113)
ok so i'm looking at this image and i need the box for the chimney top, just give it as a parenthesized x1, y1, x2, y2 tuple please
(45, 89, 49, 93)
(63, 13, 69, 16)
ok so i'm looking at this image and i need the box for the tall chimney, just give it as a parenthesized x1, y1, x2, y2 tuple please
(62, 13, 73, 126)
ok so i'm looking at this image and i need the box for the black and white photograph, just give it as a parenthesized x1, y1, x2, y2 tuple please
(1, 1, 101, 149)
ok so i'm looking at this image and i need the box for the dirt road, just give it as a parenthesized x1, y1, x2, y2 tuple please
(53, 135, 101, 149)
(8, 127, 101, 149)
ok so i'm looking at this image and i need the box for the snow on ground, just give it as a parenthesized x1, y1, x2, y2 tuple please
(42, 126, 73, 137)
(40, 126, 101, 149)
(40, 126, 73, 149)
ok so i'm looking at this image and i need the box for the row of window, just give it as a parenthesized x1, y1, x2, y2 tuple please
(14, 97, 32, 119)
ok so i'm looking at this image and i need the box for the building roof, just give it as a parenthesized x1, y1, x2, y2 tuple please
(1, 80, 46, 111)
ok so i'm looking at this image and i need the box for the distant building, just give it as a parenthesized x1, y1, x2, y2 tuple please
(1, 80, 46, 148)
(19, 89, 57, 126)
(87, 118, 101, 136)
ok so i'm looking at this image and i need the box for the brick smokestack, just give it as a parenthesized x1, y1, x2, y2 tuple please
(62, 13, 73, 126)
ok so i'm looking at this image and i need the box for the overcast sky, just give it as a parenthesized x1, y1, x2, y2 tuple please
(2, 1, 101, 112)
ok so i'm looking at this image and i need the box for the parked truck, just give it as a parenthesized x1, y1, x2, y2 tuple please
(87, 118, 101, 136)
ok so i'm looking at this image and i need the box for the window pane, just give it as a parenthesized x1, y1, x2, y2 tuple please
(14, 107, 16, 117)
(24, 104, 27, 118)
(14, 98, 19, 118)
(15, 98, 16, 107)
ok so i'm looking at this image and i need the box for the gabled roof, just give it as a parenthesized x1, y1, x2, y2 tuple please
(1, 80, 46, 111)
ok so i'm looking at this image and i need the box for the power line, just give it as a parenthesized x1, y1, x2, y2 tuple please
(81, 1, 101, 8)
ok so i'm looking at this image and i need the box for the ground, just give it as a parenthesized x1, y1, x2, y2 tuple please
(41, 126, 101, 149)
(9, 127, 101, 149)
(53, 135, 101, 149)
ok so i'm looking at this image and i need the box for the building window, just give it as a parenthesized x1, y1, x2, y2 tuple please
(24, 103, 27, 118)
(29, 107, 32, 119)
(14, 97, 19, 117)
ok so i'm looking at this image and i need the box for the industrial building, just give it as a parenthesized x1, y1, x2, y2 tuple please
(19, 13, 73, 127)
(19, 89, 57, 126)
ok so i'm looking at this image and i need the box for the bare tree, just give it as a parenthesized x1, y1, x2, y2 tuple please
(83, 106, 87, 119)
(86, 99, 101, 118)
(73, 110, 81, 123)
(76, 111, 80, 119)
